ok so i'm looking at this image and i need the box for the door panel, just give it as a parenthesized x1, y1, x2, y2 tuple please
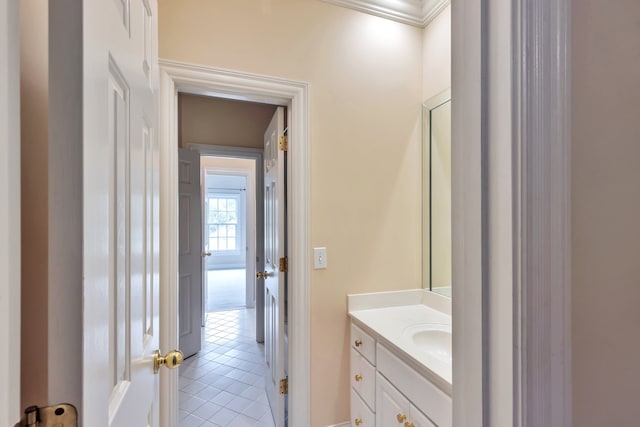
(178, 148, 203, 358)
(0, 1, 21, 424)
(263, 107, 286, 426)
(83, 0, 160, 425)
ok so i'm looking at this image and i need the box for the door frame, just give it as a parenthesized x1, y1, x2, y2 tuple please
(0, 0, 21, 424)
(453, 0, 571, 425)
(190, 144, 265, 339)
(158, 60, 310, 427)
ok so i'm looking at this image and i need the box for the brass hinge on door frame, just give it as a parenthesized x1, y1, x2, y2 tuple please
(278, 135, 288, 151)
(22, 403, 77, 426)
(279, 256, 288, 273)
(279, 377, 289, 395)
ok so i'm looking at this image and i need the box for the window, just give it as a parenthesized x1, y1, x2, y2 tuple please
(207, 194, 240, 252)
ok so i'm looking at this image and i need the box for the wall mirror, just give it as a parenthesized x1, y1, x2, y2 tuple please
(422, 89, 452, 297)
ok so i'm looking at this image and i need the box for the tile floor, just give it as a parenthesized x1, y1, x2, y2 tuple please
(179, 309, 275, 427)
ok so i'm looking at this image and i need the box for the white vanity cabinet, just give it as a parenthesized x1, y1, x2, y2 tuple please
(350, 323, 377, 426)
(376, 374, 435, 427)
(349, 320, 452, 427)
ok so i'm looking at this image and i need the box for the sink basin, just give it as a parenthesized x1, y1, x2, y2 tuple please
(403, 324, 452, 363)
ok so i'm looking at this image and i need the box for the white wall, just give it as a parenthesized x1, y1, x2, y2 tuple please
(572, 1, 640, 424)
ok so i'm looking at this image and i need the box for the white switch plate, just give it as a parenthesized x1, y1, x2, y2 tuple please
(314, 247, 327, 269)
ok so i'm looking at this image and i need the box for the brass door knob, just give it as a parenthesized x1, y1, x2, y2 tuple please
(355, 418, 363, 426)
(256, 271, 273, 279)
(354, 374, 363, 382)
(397, 414, 407, 423)
(354, 339, 363, 347)
(153, 349, 184, 374)
(201, 252, 212, 257)
(405, 423, 415, 427)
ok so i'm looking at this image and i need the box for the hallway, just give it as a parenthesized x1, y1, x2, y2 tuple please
(179, 309, 274, 426)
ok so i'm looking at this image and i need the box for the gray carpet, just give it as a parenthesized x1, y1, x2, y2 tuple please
(206, 269, 247, 311)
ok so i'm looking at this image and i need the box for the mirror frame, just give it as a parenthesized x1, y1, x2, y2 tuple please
(422, 88, 451, 293)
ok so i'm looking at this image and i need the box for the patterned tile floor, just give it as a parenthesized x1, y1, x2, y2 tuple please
(179, 309, 275, 427)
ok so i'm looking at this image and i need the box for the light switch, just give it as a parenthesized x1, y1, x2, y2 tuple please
(314, 247, 327, 269)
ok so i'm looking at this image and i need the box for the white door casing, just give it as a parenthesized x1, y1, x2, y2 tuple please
(0, 0, 21, 424)
(452, 0, 572, 426)
(159, 61, 310, 427)
(262, 107, 287, 426)
(83, 0, 161, 426)
(178, 148, 203, 358)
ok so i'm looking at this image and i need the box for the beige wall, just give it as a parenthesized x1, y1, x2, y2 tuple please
(179, 94, 277, 148)
(422, 5, 451, 101)
(160, 1, 424, 424)
(20, 0, 49, 409)
(572, 1, 640, 425)
(422, 6, 451, 291)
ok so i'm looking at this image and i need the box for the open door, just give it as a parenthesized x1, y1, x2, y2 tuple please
(261, 107, 287, 426)
(0, 1, 21, 424)
(178, 148, 203, 358)
(82, 1, 167, 426)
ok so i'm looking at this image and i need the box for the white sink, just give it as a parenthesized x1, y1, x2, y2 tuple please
(403, 323, 452, 363)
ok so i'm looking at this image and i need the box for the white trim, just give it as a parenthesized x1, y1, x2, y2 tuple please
(513, 0, 572, 424)
(453, 0, 571, 424)
(159, 60, 310, 427)
(320, 0, 449, 27)
(451, 0, 485, 423)
(0, 0, 21, 424)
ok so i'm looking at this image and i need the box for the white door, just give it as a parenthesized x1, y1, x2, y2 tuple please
(262, 107, 287, 426)
(0, 1, 21, 424)
(178, 148, 203, 358)
(83, 1, 163, 426)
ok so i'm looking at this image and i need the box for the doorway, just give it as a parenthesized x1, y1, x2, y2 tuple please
(201, 158, 256, 313)
(160, 60, 311, 426)
(177, 94, 288, 426)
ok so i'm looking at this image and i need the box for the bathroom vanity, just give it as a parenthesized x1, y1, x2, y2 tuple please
(348, 290, 452, 427)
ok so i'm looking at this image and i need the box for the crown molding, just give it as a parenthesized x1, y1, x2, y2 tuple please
(321, 0, 450, 27)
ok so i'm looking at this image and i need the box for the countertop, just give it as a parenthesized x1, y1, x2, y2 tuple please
(348, 289, 452, 395)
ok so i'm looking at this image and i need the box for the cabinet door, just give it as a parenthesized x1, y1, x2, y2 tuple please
(410, 404, 436, 427)
(376, 373, 411, 427)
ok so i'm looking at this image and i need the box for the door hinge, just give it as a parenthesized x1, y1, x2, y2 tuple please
(279, 256, 288, 273)
(23, 403, 77, 426)
(278, 135, 288, 151)
(279, 377, 289, 395)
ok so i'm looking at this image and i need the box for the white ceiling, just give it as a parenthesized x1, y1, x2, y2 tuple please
(320, 0, 450, 27)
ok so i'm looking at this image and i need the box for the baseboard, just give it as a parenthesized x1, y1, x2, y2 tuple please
(327, 423, 350, 427)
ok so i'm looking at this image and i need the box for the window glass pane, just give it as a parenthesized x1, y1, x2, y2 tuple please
(206, 195, 241, 252)
(227, 238, 236, 250)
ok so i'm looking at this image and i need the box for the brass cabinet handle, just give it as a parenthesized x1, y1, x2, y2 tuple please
(153, 349, 184, 374)
(355, 339, 363, 347)
(355, 419, 363, 426)
(354, 374, 363, 382)
(397, 414, 407, 423)
(405, 423, 415, 427)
